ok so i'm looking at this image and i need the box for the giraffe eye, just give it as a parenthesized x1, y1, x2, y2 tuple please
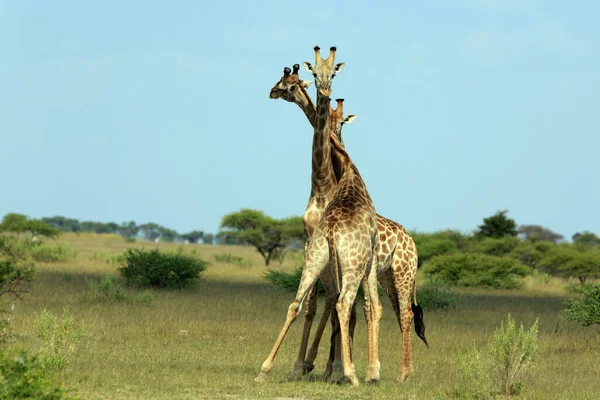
(312, 73, 317, 77)
(288, 85, 297, 93)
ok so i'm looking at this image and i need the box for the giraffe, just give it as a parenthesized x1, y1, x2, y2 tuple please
(255, 46, 382, 386)
(269, 64, 354, 381)
(269, 67, 429, 381)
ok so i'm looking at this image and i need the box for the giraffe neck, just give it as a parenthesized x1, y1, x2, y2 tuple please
(311, 92, 336, 197)
(295, 86, 317, 129)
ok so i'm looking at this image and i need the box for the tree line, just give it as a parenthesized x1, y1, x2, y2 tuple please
(38, 215, 214, 244)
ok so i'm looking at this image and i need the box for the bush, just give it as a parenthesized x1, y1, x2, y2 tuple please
(117, 248, 208, 289)
(467, 237, 520, 257)
(453, 314, 539, 399)
(1, 259, 35, 344)
(263, 268, 324, 295)
(422, 253, 531, 289)
(412, 234, 458, 267)
(84, 276, 153, 304)
(560, 282, 600, 327)
(33, 309, 83, 371)
(30, 244, 76, 263)
(0, 350, 73, 399)
(489, 314, 539, 396)
(84, 276, 128, 302)
(417, 284, 458, 309)
(508, 241, 547, 269)
(456, 346, 492, 400)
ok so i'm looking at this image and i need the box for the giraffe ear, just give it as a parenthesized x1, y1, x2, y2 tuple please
(334, 63, 345, 74)
(303, 62, 314, 73)
(342, 114, 356, 125)
(300, 80, 313, 88)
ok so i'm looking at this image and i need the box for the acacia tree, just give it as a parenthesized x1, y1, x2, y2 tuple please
(538, 245, 600, 284)
(476, 210, 518, 239)
(220, 209, 303, 265)
(0, 213, 59, 239)
(518, 225, 564, 243)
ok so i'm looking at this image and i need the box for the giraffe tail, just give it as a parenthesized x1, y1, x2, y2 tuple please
(412, 279, 429, 347)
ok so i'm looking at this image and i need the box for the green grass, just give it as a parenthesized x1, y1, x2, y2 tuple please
(5, 233, 600, 399)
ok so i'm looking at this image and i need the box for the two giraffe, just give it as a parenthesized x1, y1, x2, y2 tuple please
(256, 46, 427, 386)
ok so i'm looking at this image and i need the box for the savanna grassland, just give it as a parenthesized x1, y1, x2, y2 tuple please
(7, 233, 600, 399)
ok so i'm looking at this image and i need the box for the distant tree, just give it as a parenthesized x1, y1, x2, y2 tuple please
(538, 245, 600, 284)
(572, 231, 600, 247)
(181, 230, 204, 244)
(202, 233, 214, 245)
(118, 221, 139, 240)
(518, 225, 564, 243)
(220, 209, 303, 265)
(158, 228, 179, 243)
(139, 223, 161, 242)
(79, 221, 119, 234)
(0, 214, 59, 238)
(476, 210, 518, 239)
(41, 216, 81, 232)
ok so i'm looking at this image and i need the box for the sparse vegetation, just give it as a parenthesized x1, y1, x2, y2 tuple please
(0, 229, 597, 399)
(30, 244, 77, 263)
(214, 253, 252, 268)
(34, 309, 83, 371)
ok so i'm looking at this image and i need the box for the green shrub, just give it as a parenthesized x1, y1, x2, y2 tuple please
(560, 282, 600, 327)
(117, 248, 208, 289)
(33, 309, 83, 371)
(263, 268, 324, 295)
(214, 253, 252, 268)
(417, 284, 458, 309)
(134, 290, 154, 304)
(422, 253, 531, 289)
(84, 276, 128, 302)
(84, 276, 153, 304)
(508, 241, 545, 268)
(0, 350, 73, 399)
(1, 259, 35, 344)
(489, 314, 538, 396)
(456, 345, 492, 400)
(453, 314, 539, 399)
(412, 234, 458, 267)
(467, 237, 520, 257)
(30, 244, 76, 263)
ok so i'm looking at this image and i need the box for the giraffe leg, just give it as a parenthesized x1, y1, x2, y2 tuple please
(305, 283, 337, 377)
(289, 285, 318, 379)
(363, 267, 382, 383)
(395, 273, 415, 382)
(336, 285, 360, 387)
(255, 237, 329, 383)
(329, 309, 345, 383)
(323, 308, 336, 380)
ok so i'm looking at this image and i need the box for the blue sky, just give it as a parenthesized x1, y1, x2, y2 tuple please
(1, 1, 598, 239)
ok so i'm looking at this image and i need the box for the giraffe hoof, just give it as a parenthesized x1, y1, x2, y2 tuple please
(365, 377, 380, 385)
(254, 372, 269, 383)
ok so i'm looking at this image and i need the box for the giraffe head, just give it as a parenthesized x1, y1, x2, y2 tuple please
(303, 46, 344, 97)
(331, 99, 357, 147)
(269, 64, 313, 102)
